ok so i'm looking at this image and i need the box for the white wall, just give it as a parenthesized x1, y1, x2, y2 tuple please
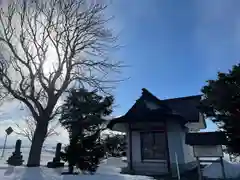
(126, 125, 194, 165)
(126, 131, 130, 163)
(180, 130, 195, 163)
(166, 120, 197, 175)
(126, 120, 189, 174)
(132, 131, 141, 162)
(125, 119, 196, 174)
(123, 100, 199, 174)
(166, 120, 185, 164)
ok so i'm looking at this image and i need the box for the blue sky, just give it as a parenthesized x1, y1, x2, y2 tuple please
(1, 0, 240, 145)
(107, 0, 240, 131)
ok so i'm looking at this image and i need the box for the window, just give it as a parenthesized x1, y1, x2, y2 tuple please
(140, 131, 167, 160)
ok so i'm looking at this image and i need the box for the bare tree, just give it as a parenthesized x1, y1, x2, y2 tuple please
(0, 0, 121, 166)
(14, 116, 59, 142)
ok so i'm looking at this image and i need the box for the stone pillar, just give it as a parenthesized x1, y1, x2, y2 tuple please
(47, 143, 64, 168)
(7, 139, 24, 166)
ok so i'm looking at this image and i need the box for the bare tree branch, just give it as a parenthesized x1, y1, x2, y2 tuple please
(0, 0, 122, 165)
(0, 0, 121, 119)
(14, 116, 60, 142)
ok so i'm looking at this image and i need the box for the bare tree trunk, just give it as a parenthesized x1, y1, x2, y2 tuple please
(27, 119, 48, 167)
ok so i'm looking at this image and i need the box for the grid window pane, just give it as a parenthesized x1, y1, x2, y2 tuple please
(141, 131, 166, 160)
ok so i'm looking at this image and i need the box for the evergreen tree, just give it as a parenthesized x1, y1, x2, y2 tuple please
(201, 64, 240, 155)
(60, 88, 113, 174)
(104, 134, 126, 157)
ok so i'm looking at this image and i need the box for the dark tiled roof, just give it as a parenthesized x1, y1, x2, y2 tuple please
(185, 132, 227, 145)
(162, 95, 202, 123)
(125, 88, 171, 117)
(108, 88, 203, 130)
(138, 88, 202, 123)
(107, 110, 185, 129)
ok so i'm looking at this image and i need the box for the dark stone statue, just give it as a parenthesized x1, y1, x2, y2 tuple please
(7, 139, 24, 166)
(47, 143, 64, 168)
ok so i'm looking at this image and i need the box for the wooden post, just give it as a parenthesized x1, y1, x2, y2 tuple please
(1, 133, 7, 158)
(175, 152, 181, 180)
(220, 157, 226, 180)
(164, 120, 171, 175)
(128, 123, 133, 171)
(196, 157, 202, 180)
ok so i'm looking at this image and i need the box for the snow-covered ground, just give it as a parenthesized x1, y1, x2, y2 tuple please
(0, 148, 154, 180)
(2, 147, 240, 180)
(203, 159, 240, 179)
(0, 148, 55, 166)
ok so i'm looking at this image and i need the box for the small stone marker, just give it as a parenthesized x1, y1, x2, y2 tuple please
(47, 143, 64, 168)
(7, 139, 24, 166)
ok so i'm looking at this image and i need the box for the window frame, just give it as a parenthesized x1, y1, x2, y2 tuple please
(140, 130, 167, 162)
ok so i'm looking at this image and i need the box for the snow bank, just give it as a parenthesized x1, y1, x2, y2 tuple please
(0, 166, 154, 180)
(121, 156, 127, 162)
(203, 159, 240, 179)
(43, 148, 56, 154)
(0, 148, 154, 180)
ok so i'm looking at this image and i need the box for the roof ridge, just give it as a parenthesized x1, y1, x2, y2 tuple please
(141, 88, 161, 101)
(141, 88, 172, 111)
(142, 88, 201, 101)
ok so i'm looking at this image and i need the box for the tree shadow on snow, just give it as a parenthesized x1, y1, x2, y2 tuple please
(4, 166, 15, 176)
(53, 167, 64, 175)
(61, 173, 138, 180)
(0, 165, 15, 176)
(15, 167, 61, 180)
(16, 167, 45, 180)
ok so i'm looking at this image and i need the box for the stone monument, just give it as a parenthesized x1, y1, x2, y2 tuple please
(7, 139, 24, 166)
(47, 143, 64, 168)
